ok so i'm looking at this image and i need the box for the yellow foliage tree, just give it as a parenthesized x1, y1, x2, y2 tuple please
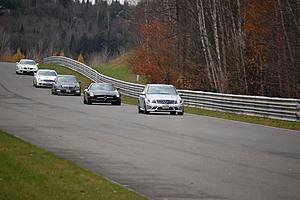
(59, 50, 65, 57)
(14, 48, 25, 62)
(77, 53, 84, 64)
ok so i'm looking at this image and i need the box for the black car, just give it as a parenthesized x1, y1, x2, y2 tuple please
(83, 83, 121, 105)
(51, 75, 81, 96)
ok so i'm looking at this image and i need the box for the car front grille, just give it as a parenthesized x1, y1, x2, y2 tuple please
(95, 95, 116, 100)
(62, 86, 75, 89)
(156, 100, 176, 104)
(43, 80, 55, 82)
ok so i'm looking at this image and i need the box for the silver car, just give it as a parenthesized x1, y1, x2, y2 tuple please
(16, 59, 38, 74)
(138, 84, 184, 115)
(33, 69, 57, 87)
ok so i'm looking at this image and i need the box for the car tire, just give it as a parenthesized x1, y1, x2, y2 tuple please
(52, 89, 57, 95)
(138, 106, 143, 114)
(144, 103, 149, 114)
(87, 98, 92, 105)
(178, 111, 184, 115)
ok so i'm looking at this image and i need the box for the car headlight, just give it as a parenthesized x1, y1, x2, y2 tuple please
(116, 92, 120, 98)
(90, 92, 94, 97)
(152, 100, 157, 103)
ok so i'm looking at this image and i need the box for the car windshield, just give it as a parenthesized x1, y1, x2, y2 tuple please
(90, 84, 115, 91)
(20, 60, 36, 65)
(57, 76, 77, 83)
(147, 86, 177, 95)
(38, 71, 56, 76)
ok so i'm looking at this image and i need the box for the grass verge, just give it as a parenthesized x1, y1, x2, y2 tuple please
(93, 53, 148, 84)
(0, 130, 147, 200)
(40, 62, 299, 132)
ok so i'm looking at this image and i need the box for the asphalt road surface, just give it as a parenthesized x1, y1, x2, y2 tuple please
(0, 62, 300, 200)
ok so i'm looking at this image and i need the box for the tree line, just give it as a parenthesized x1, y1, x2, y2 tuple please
(129, 0, 299, 98)
(0, 0, 134, 65)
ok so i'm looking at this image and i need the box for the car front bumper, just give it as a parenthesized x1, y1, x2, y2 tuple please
(37, 80, 55, 87)
(55, 88, 81, 95)
(89, 96, 121, 103)
(145, 102, 184, 112)
(18, 68, 38, 74)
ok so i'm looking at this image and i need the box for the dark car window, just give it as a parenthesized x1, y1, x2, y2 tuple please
(147, 86, 177, 95)
(38, 71, 56, 76)
(57, 76, 77, 83)
(90, 84, 115, 91)
(20, 60, 36, 65)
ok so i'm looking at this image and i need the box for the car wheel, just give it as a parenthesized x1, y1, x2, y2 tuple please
(144, 103, 149, 114)
(178, 111, 184, 115)
(52, 89, 57, 95)
(87, 98, 92, 105)
(138, 105, 143, 114)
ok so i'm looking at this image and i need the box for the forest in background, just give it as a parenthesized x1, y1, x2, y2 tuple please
(0, 0, 135, 65)
(130, 0, 299, 98)
(0, 0, 299, 98)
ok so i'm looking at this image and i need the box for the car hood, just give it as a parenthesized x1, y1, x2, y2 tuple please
(37, 75, 56, 80)
(146, 94, 179, 100)
(92, 90, 118, 96)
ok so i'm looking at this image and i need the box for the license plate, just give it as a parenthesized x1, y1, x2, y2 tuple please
(66, 89, 71, 93)
(162, 106, 169, 109)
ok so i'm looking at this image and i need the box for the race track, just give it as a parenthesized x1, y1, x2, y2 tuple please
(0, 62, 299, 200)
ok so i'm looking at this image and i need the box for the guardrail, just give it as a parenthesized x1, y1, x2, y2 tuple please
(43, 56, 300, 122)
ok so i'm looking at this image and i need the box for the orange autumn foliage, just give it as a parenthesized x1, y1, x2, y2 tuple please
(243, 0, 274, 94)
(129, 21, 178, 85)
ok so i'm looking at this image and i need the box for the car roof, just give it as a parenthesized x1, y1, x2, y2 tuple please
(91, 82, 112, 85)
(57, 75, 76, 77)
(37, 69, 56, 72)
(146, 84, 174, 87)
(20, 59, 35, 61)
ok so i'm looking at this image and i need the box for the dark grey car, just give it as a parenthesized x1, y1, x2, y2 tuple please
(51, 75, 81, 96)
(83, 83, 121, 105)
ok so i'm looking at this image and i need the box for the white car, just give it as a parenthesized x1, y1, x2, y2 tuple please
(16, 59, 39, 74)
(138, 84, 184, 115)
(33, 69, 57, 87)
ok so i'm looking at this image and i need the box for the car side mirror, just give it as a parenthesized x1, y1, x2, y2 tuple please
(84, 86, 88, 90)
(140, 92, 146, 97)
(178, 92, 183, 96)
(78, 80, 82, 84)
(116, 88, 120, 91)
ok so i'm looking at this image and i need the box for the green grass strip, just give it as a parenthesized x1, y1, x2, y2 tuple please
(39, 63, 300, 132)
(0, 130, 147, 200)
